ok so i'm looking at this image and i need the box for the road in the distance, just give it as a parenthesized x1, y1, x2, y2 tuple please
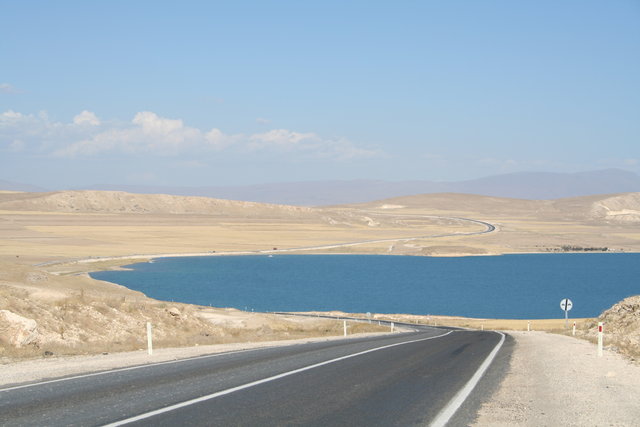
(0, 325, 507, 426)
(47, 213, 495, 267)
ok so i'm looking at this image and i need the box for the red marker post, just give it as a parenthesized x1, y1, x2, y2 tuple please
(597, 322, 604, 357)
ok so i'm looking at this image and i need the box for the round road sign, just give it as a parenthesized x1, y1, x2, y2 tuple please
(560, 298, 573, 311)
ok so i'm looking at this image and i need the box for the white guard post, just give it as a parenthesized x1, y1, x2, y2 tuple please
(146, 322, 153, 356)
(597, 322, 603, 357)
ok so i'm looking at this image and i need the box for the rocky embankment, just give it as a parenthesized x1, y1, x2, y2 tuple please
(582, 295, 640, 360)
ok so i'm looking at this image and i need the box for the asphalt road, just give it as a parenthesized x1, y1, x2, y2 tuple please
(0, 326, 509, 426)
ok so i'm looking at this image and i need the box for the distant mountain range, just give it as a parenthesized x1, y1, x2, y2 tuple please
(0, 179, 48, 193)
(2, 169, 639, 206)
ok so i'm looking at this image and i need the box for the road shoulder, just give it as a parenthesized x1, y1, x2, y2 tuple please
(472, 331, 640, 426)
(0, 331, 396, 388)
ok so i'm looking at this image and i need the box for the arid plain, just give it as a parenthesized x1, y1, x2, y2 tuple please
(2, 190, 639, 264)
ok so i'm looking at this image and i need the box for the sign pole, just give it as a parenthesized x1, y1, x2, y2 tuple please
(560, 298, 573, 330)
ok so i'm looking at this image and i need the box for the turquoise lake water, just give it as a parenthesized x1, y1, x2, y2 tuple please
(90, 253, 640, 319)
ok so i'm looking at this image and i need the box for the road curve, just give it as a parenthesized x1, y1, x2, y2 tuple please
(0, 325, 508, 426)
(37, 213, 496, 266)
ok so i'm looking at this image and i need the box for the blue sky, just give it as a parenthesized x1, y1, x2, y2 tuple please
(1, 0, 639, 188)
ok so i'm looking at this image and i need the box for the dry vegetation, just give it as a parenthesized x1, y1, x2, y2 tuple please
(573, 295, 640, 361)
(305, 310, 592, 332)
(0, 264, 389, 361)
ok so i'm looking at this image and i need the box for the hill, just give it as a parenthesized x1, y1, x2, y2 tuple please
(350, 192, 640, 224)
(3, 189, 639, 225)
(0, 190, 314, 218)
(78, 169, 640, 205)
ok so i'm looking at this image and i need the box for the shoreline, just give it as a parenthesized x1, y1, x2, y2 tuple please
(38, 247, 635, 271)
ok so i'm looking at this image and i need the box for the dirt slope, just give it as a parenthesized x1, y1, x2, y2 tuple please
(352, 191, 640, 224)
(0, 190, 314, 217)
(0, 263, 387, 361)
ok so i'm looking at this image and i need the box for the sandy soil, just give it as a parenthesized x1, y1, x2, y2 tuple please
(473, 331, 640, 426)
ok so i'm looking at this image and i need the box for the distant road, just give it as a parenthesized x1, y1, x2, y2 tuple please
(39, 213, 495, 266)
(258, 214, 495, 254)
(0, 325, 507, 426)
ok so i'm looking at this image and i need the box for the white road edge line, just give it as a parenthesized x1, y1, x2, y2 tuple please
(0, 325, 412, 393)
(429, 331, 506, 427)
(0, 348, 258, 393)
(102, 331, 454, 427)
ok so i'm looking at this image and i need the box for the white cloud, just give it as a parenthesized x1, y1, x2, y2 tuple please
(57, 111, 203, 157)
(1, 110, 25, 121)
(1, 110, 59, 153)
(73, 110, 101, 126)
(256, 117, 271, 124)
(249, 129, 317, 149)
(247, 129, 381, 160)
(205, 128, 236, 150)
(1, 109, 383, 161)
(133, 111, 182, 134)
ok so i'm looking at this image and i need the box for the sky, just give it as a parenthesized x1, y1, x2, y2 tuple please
(1, 0, 639, 189)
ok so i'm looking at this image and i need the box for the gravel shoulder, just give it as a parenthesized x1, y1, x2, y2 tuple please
(473, 331, 640, 426)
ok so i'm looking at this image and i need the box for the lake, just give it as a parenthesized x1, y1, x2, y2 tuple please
(90, 253, 640, 319)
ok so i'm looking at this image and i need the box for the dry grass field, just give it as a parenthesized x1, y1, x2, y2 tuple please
(1, 190, 639, 266)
